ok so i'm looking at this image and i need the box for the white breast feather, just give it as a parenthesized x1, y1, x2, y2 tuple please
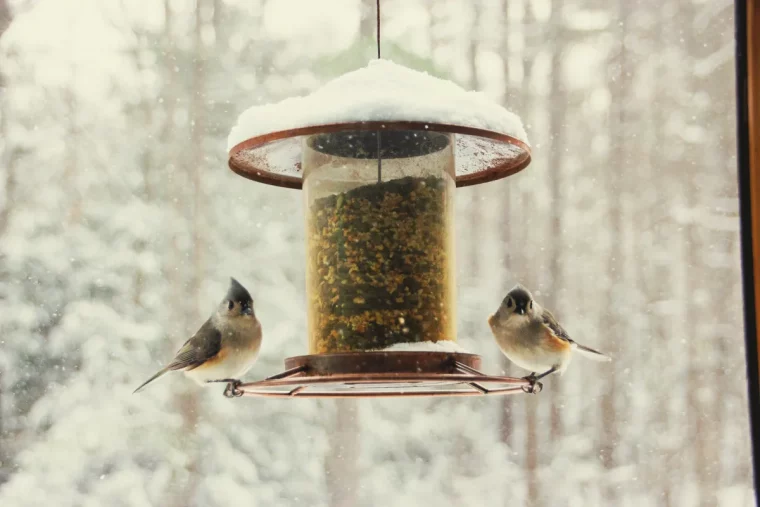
(493, 315, 572, 374)
(184, 321, 262, 385)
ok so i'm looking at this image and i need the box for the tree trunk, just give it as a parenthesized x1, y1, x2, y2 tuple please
(0, 0, 11, 483)
(325, 401, 359, 507)
(499, 0, 515, 449)
(360, 0, 377, 46)
(683, 0, 716, 504)
(165, 1, 204, 505)
(322, 8, 370, 506)
(599, 0, 630, 501)
(0, 369, 5, 485)
(509, 2, 540, 504)
(649, 4, 673, 504)
(467, 0, 481, 341)
(546, 0, 565, 442)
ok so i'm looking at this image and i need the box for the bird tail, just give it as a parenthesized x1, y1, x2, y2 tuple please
(133, 368, 170, 394)
(573, 343, 612, 362)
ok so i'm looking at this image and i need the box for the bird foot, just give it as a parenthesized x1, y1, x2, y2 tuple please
(521, 374, 543, 394)
(224, 380, 243, 398)
(223, 379, 243, 398)
(207, 378, 244, 398)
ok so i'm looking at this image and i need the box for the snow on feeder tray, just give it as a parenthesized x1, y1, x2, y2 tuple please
(226, 60, 535, 398)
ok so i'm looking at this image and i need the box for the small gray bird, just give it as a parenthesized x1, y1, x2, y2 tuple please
(134, 278, 262, 396)
(488, 284, 610, 393)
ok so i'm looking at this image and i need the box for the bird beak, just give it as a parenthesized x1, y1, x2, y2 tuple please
(242, 305, 253, 316)
(517, 308, 525, 315)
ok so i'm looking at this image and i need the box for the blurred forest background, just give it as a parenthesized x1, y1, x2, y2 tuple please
(0, 0, 752, 506)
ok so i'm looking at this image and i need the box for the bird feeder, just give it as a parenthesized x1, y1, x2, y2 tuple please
(226, 60, 535, 397)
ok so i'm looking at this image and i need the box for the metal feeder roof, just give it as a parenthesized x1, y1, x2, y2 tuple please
(228, 60, 531, 189)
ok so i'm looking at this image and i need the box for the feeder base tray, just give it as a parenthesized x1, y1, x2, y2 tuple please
(229, 352, 539, 398)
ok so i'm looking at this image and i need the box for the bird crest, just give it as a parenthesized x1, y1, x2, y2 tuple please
(507, 283, 533, 303)
(227, 277, 253, 304)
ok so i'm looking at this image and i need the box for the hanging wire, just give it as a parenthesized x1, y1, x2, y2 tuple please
(376, 0, 382, 183)
(376, 0, 381, 59)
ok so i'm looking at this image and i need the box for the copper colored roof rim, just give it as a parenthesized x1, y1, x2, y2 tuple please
(228, 120, 532, 189)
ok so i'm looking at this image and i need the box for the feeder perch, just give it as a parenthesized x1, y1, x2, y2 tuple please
(226, 60, 534, 398)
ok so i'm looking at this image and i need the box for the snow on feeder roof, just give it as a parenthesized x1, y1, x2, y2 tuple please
(224, 59, 535, 398)
(228, 59, 531, 189)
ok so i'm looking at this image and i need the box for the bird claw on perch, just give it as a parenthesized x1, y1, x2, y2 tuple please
(207, 378, 243, 398)
(521, 374, 543, 394)
(223, 380, 243, 398)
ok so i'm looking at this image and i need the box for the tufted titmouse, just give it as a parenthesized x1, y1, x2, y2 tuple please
(134, 277, 262, 396)
(488, 284, 610, 393)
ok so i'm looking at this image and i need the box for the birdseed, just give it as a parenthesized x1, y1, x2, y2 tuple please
(307, 175, 456, 353)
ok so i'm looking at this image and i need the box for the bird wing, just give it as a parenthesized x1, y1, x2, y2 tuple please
(541, 308, 573, 343)
(166, 318, 222, 371)
(541, 308, 611, 361)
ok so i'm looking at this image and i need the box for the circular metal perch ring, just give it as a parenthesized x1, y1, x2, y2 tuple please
(229, 351, 540, 398)
(228, 121, 532, 189)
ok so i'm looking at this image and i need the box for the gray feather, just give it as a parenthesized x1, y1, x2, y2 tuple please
(133, 367, 170, 393)
(541, 308, 611, 361)
(167, 319, 222, 371)
(574, 343, 612, 362)
(227, 277, 252, 304)
(133, 319, 222, 393)
(541, 308, 572, 342)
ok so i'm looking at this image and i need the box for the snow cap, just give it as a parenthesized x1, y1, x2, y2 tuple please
(227, 59, 528, 150)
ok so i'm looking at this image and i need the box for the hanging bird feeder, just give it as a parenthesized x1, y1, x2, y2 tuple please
(226, 59, 534, 398)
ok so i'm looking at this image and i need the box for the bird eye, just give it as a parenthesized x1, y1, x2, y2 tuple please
(228, 300, 234, 311)
(529, 301, 533, 309)
(506, 298, 513, 308)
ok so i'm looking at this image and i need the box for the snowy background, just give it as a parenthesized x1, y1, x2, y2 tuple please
(0, 0, 753, 506)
